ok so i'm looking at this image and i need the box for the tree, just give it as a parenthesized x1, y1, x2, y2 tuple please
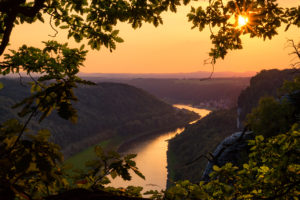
(0, 0, 192, 199)
(246, 96, 295, 138)
(1, 0, 300, 199)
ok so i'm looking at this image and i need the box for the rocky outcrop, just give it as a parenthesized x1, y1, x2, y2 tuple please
(202, 131, 253, 181)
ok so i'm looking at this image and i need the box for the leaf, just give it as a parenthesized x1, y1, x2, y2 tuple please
(132, 169, 145, 180)
(60, 25, 69, 29)
(110, 171, 117, 179)
(125, 154, 136, 160)
(80, 44, 85, 51)
(111, 30, 119, 36)
(114, 37, 124, 43)
(213, 165, 221, 172)
(37, 129, 51, 141)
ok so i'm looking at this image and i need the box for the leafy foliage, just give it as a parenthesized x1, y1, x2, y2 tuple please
(0, 118, 147, 199)
(1, 0, 300, 199)
(187, 0, 300, 62)
(164, 125, 300, 200)
(0, 0, 192, 55)
(71, 147, 145, 190)
(238, 69, 300, 124)
(246, 73, 300, 138)
(0, 41, 94, 123)
(0, 119, 66, 199)
(246, 96, 295, 138)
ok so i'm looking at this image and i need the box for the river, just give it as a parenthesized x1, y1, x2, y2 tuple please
(109, 104, 211, 192)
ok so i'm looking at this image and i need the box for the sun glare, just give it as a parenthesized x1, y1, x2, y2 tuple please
(237, 15, 249, 28)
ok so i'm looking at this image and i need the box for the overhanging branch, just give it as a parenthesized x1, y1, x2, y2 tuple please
(0, 0, 46, 55)
(0, 13, 16, 56)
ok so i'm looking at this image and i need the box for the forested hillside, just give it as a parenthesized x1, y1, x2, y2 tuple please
(167, 68, 300, 186)
(238, 69, 300, 123)
(85, 78, 250, 109)
(0, 78, 198, 157)
(167, 109, 237, 186)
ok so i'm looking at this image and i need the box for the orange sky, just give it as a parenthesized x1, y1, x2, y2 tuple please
(5, 0, 300, 74)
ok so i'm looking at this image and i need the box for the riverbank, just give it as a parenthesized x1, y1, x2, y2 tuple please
(118, 122, 189, 152)
(65, 106, 199, 170)
(109, 105, 211, 192)
(118, 105, 213, 152)
(166, 108, 238, 188)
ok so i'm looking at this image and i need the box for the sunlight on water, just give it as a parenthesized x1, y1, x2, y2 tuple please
(109, 105, 211, 192)
(173, 104, 211, 124)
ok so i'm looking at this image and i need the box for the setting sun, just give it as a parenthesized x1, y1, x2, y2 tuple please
(238, 15, 249, 27)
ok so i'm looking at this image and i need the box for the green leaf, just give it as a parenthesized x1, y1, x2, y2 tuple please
(110, 171, 117, 179)
(125, 154, 136, 160)
(213, 165, 221, 172)
(111, 30, 119, 36)
(60, 25, 69, 29)
(114, 37, 124, 43)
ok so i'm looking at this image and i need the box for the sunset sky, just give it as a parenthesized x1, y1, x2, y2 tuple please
(5, 0, 300, 74)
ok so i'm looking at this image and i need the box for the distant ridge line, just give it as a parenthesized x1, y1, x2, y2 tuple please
(1, 71, 256, 79)
(78, 71, 256, 79)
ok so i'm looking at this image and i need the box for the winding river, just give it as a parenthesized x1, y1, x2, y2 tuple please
(109, 104, 211, 192)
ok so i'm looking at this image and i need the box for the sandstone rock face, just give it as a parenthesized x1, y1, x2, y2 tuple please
(202, 131, 253, 181)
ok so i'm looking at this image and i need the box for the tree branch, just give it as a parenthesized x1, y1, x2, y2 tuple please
(0, 13, 17, 56)
(15, 0, 46, 18)
(0, 0, 46, 55)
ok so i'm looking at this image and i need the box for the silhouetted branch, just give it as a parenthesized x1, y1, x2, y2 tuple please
(0, 0, 46, 55)
(185, 154, 213, 166)
(48, 15, 58, 37)
(199, 58, 215, 81)
(237, 125, 249, 141)
(0, 13, 17, 55)
(288, 39, 300, 59)
(17, 72, 26, 87)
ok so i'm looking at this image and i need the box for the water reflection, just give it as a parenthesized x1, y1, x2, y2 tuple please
(109, 105, 211, 192)
(173, 104, 211, 124)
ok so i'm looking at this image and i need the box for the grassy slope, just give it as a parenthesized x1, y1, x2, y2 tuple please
(65, 140, 111, 170)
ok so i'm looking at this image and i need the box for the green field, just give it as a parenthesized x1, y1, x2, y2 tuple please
(64, 139, 111, 170)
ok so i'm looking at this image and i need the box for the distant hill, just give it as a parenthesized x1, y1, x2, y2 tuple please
(82, 78, 250, 109)
(78, 71, 256, 79)
(3, 74, 251, 109)
(0, 78, 198, 157)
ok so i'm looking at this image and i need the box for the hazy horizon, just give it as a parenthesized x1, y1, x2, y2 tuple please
(78, 70, 256, 78)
